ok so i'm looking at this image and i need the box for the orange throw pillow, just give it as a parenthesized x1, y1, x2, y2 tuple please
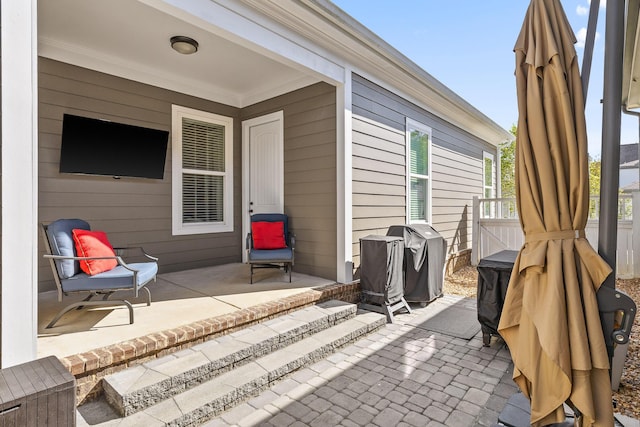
(72, 229, 117, 275)
(251, 221, 286, 249)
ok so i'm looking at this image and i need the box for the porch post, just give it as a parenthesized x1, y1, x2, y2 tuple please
(336, 69, 353, 283)
(1, 0, 39, 366)
(471, 196, 480, 266)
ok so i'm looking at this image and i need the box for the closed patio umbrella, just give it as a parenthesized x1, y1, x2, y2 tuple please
(497, 0, 614, 425)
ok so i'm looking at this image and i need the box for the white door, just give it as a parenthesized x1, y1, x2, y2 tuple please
(242, 111, 284, 261)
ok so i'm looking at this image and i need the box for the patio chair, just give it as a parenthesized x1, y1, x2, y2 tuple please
(41, 218, 158, 328)
(246, 213, 295, 284)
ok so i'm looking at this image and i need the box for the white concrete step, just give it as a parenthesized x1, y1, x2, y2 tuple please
(101, 300, 360, 417)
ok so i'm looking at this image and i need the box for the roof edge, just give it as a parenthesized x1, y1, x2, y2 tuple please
(249, 0, 513, 145)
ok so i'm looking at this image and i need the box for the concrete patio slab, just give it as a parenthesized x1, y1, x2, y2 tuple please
(37, 263, 333, 359)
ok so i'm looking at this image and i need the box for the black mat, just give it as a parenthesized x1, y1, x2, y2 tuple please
(409, 305, 481, 339)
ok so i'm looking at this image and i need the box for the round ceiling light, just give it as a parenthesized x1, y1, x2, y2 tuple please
(170, 36, 199, 55)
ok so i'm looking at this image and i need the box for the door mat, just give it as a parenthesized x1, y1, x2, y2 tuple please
(408, 305, 481, 340)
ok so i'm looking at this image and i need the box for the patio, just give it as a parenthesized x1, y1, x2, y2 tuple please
(36, 262, 362, 404)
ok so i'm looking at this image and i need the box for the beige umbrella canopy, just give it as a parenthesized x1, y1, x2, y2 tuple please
(497, 0, 614, 425)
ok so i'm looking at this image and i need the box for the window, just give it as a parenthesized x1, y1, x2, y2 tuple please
(406, 119, 432, 224)
(172, 105, 233, 235)
(483, 151, 496, 217)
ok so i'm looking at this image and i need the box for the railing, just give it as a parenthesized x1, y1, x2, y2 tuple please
(478, 194, 634, 221)
(472, 192, 639, 278)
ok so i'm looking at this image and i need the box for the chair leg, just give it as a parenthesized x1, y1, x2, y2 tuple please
(46, 299, 135, 329)
(289, 263, 292, 282)
(142, 286, 152, 306)
(250, 264, 253, 284)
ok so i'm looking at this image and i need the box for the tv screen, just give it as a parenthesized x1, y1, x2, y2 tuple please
(59, 114, 169, 179)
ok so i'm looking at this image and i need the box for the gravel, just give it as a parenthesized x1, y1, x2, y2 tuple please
(444, 267, 640, 420)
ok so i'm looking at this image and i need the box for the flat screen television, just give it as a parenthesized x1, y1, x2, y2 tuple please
(59, 114, 169, 179)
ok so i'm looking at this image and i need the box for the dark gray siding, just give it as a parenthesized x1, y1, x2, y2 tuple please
(241, 83, 337, 280)
(351, 73, 497, 267)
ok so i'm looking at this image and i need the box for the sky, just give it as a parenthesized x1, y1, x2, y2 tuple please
(331, 0, 636, 158)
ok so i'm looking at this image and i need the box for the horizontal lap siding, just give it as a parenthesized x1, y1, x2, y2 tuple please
(351, 74, 496, 268)
(241, 83, 337, 280)
(38, 58, 243, 291)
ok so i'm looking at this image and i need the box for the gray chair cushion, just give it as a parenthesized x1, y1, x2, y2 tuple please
(60, 262, 158, 292)
(249, 248, 293, 262)
(46, 218, 90, 279)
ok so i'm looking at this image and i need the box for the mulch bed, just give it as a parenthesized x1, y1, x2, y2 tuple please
(444, 267, 640, 420)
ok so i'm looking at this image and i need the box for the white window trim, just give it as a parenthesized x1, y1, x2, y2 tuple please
(406, 118, 432, 225)
(172, 105, 234, 235)
(483, 151, 496, 198)
(483, 151, 497, 218)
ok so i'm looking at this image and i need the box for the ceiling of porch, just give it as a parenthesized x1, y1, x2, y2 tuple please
(38, 0, 320, 108)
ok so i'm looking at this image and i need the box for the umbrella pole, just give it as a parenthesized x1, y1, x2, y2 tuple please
(599, 0, 624, 284)
(581, 0, 599, 102)
(599, 0, 625, 383)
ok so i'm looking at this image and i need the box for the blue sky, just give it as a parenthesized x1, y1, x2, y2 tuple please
(331, 0, 636, 158)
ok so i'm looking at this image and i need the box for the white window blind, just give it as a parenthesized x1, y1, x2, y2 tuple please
(172, 106, 233, 235)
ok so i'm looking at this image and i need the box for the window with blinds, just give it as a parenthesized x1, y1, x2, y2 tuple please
(406, 119, 432, 224)
(172, 105, 233, 235)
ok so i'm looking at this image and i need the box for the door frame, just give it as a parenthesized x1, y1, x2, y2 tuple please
(241, 110, 284, 262)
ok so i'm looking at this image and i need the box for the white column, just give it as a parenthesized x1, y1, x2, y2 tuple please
(1, 0, 39, 366)
(471, 196, 480, 266)
(336, 69, 353, 284)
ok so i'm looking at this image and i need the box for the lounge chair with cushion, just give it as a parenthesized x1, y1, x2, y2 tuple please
(41, 218, 158, 328)
(246, 213, 295, 284)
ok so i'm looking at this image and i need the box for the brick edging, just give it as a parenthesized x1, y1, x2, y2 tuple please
(60, 281, 360, 403)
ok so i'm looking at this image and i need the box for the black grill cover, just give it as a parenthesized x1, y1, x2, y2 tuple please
(359, 235, 404, 305)
(476, 249, 518, 345)
(387, 224, 446, 304)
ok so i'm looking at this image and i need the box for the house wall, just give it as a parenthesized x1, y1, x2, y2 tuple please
(351, 73, 496, 270)
(38, 58, 242, 292)
(241, 83, 337, 280)
(38, 58, 337, 292)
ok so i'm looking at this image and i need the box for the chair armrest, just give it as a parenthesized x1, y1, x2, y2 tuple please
(289, 233, 296, 250)
(44, 253, 146, 275)
(246, 233, 253, 250)
(113, 246, 158, 261)
(44, 254, 123, 262)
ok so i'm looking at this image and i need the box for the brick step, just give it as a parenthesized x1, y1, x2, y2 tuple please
(78, 307, 385, 427)
(101, 300, 359, 417)
(139, 311, 385, 426)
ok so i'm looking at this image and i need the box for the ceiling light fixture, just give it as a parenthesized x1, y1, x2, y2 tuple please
(170, 36, 199, 55)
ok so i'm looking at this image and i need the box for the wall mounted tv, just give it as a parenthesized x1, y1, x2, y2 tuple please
(59, 114, 169, 179)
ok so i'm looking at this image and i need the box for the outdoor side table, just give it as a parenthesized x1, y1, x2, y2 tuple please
(0, 355, 76, 426)
(477, 249, 518, 346)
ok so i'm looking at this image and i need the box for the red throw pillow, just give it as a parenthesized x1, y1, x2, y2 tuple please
(72, 229, 118, 275)
(252, 221, 286, 249)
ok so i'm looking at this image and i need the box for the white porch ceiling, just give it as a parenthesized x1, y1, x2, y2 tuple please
(38, 0, 320, 108)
